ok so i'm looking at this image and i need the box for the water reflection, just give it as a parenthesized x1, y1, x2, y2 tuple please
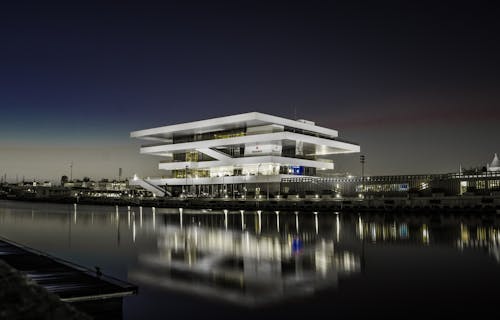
(457, 223, 500, 263)
(129, 224, 360, 306)
(125, 209, 500, 307)
(2, 200, 500, 314)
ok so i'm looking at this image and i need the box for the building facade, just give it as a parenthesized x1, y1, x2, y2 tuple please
(130, 112, 360, 197)
(281, 172, 500, 198)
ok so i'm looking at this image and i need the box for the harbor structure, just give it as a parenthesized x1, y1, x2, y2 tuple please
(0, 238, 137, 302)
(487, 153, 500, 172)
(281, 171, 500, 198)
(130, 112, 360, 197)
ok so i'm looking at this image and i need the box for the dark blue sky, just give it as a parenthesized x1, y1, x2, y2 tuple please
(1, 1, 499, 181)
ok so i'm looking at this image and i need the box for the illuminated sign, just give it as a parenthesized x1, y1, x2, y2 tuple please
(292, 166, 304, 175)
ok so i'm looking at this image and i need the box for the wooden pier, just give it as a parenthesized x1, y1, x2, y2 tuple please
(0, 238, 137, 303)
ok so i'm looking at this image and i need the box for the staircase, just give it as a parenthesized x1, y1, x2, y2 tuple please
(130, 178, 170, 197)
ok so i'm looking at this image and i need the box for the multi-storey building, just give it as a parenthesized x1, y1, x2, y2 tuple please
(130, 112, 359, 197)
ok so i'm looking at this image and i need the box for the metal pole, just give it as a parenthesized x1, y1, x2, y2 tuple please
(257, 163, 263, 199)
(360, 155, 365, 195)
(267, 175, 269, 200)
(185, 165, 188, 194)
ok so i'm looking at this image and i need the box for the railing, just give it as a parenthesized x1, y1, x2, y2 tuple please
(281, 172, 500, 184)
(448, 172, 500, 179)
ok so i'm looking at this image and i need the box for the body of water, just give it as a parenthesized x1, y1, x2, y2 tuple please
(1, 200, 499, 319)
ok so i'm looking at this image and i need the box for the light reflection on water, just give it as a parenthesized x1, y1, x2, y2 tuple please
(1, 200, 500, 319)
(129, 223, 360, 307)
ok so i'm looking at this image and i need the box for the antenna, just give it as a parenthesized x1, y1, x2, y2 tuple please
(70, 161, 73, 181)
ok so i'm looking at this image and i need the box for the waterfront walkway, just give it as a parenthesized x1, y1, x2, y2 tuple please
(2, 194, 500, 213)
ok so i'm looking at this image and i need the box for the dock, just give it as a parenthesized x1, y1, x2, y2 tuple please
(0, 237, 137, 302)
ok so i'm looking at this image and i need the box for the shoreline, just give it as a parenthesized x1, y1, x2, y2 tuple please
(2, 195, 499, 214)
(0, 260, 90, 320)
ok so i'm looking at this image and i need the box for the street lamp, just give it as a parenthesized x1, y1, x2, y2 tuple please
(232, 175, 236, 199)
(185, 165, 188, 195)
(256, 163, 262, 199)
(222, 174, 225, 198)
(266, 175, 269, 200)
(360, 155, 365, 194)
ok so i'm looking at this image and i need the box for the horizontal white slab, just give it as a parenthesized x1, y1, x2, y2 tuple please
(141, 131, 359, 155)
(131, 112, 339, 140)
(135, 174, 301, 186)
(158, 155, 334, 170)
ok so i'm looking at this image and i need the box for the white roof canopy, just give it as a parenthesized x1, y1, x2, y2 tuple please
(131, 112, 339, 140)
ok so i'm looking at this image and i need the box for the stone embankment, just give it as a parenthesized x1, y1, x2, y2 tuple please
(3, 194, 500, 213)
(0, 260, 90, 320)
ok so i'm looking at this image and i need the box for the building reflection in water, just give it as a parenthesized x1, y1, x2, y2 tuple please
(4, 202, 500, 308)
(128, 215, 361, 307)
(123, 209, 500, 307)
(457, 223, 500, 263)
(58, 205, 500, 272)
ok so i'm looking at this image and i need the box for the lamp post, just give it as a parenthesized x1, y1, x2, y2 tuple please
(257, 163, 262, 199)
(232, 175, 236, 200)
(222, 174, 225, 198)
(360, 155, 365, 195)
(185, 165, 188, 195)
(266, 175, 269, 200)
(244, 174, 248, 199)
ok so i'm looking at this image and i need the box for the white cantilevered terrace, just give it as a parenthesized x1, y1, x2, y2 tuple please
(130, 112, 360, 197)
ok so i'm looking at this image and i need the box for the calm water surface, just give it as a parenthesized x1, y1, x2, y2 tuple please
(1, 200, 499, 319)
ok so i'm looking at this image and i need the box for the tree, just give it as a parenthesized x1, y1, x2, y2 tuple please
(61, 175, 69, 186)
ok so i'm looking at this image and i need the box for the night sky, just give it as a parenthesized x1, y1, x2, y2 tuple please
(1, 1, 499, 182)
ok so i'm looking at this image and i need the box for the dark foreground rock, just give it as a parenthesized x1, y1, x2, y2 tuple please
(0, 260, 91, 320)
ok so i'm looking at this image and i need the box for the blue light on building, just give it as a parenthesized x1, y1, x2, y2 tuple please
(292, 166, 304, 175)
